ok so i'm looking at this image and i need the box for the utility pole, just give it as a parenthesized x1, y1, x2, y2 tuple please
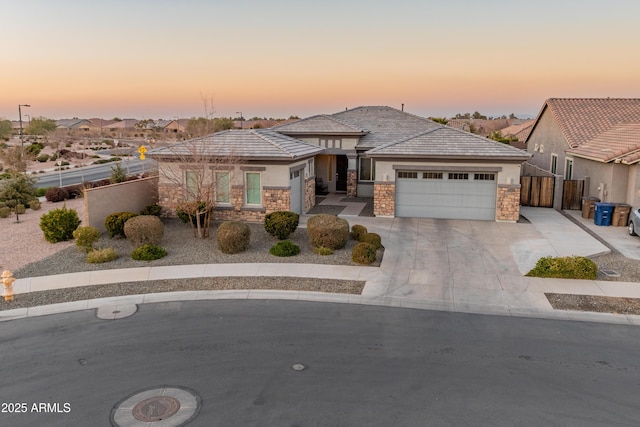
(18, 104, 31, 153)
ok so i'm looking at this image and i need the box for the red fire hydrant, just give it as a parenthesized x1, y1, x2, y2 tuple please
(2, 270, 15, 302)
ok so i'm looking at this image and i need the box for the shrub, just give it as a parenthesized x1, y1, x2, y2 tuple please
(104, 211, 138, 238)
(264, 211, 300, 240)
(29, 199, 41, 210)
(352, 242, 377, 265)
(216, 221, 251, 254)
(73, 225, 101, 253)
(526, 256, 597, 280)
(0, 207, 10, 218)
(313, 246, 334, 256)
(269, 240, 301, 257)
(45, 187, 69, 202)
(37, 154, 50, 162)
(176, 200, 207, 224)
(35, 187, 48, 197)
(66, 184, 84, 199)
(124, 215, 164, 247)
(306, 214, 350, 250)
(350, 224, 368, 241)
(360, 232, 382, 250)
(15, 204, 26, 214)
(87, 247, 118, 263)
(140, 203, 162, 216)
(131, 244, 167, 261)
(39, 205, 81, 243)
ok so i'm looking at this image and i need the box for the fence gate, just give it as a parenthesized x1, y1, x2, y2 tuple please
(520, 176, 554, 208)
(562, 180, 584, 210)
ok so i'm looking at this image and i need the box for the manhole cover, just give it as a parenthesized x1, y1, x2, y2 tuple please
(132, 396, 180, 422)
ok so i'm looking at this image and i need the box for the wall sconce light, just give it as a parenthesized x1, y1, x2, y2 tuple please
(539, 145, 544, 153)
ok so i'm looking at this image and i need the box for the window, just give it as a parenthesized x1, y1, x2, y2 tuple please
(245, 172, 261, 205)
(423, 172, 443, 179)
(398, 171, 418, 179)
(359, 158, 375, 181)
(185, 170, 198, 200)
(473, 173, 495, 181)
(290, 170, 300, 179)
(215, 171, 230, 204)
(448, 173, 469, 180)
(565, 158, 573, 180)
(550, 154, 558, 174)
(321, 138, 341, 149)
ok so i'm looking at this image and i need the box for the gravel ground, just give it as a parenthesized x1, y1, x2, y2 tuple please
(546, 293, 640, 315)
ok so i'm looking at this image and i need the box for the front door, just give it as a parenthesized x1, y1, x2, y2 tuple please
(336, 155, 348, 192)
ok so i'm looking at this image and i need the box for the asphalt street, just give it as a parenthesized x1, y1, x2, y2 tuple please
(1, 301, 639, 426)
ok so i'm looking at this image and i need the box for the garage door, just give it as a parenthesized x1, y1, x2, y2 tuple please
(395, 171, 497, 220)
(290, 170, 303, 214)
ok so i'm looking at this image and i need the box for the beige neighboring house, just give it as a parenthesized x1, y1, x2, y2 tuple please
(55, 119, 91, 131)
(102, 119, 139, 132)
(499, 119, 535, 149)
(526, 98, 640, 206)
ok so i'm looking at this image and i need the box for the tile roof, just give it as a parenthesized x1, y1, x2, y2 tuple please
(566, 123, 640, 163)
(148, 129, 323, 160)
(366, 126, 531, 160)
(273, 114, 367, 134)
(538, 98, 640, 148)
(499, 119, 535, 142)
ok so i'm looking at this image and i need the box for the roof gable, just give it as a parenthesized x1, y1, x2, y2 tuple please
(273, 115, 366, 134)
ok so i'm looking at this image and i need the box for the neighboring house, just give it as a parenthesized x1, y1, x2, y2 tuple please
(56, 119, 91, 131)
(148, 129, 322, 220)
(102, 119, 139, 132)
(525, 98, 640, 206)
(499, 119, 535, 149)
(150, 106, 530, 222)
(445, 118, 511, 137)
(153, 119, 186, 133)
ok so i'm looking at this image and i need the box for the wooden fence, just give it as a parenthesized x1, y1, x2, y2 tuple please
(520, 176, 554, 208)
(562, 180, 584, 210)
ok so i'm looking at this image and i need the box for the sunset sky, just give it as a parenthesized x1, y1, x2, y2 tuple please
(3, 0, 639, 121)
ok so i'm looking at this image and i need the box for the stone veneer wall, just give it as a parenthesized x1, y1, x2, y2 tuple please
(373, 182, 395, 217)
(346, 170, 357, 198)
(496, 184, 521, 222)
(305, 177, 315, 211)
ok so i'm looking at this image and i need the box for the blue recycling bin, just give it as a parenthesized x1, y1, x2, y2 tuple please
(594, 202, 615, 226)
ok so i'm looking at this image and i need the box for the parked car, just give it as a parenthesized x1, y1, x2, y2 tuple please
(628, 207, 640, 236)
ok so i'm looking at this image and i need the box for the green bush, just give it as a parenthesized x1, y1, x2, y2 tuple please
(140, 203, 162, 216)
(26, 143, 44, 156)
(264, 211, 300, 240)
(104, 211, 138, 238)
(352, 242, 377, 265)
(306, 214, 350, 250)
(35, 188, 48, 197)
(124, 215, 164, 247)
(39, 205, 81, 243)
(45, 187, 69, 202)
(87, 247, 118, 263)
(15, 204, 26, 214)
(313, 246, 334, 256)
(36, 154, 50, 162)
(360, 232, 382, 250)
(269, 240, 300, 257)
(216, 221, 251, 254)
(131, 244, 167, 261)
(29, 199, 41, 210)
(350, 224, 368, 241)
(0, 206, 10, 218)
(525, 256, 598, 280)
(73, 226, 101, 253)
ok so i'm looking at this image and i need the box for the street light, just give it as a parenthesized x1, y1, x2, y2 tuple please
(236, 112, 243, 129)
(18, 104, 31, 151)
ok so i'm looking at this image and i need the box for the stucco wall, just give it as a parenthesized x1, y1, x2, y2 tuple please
(573, 158, 633, 203)
(626, 165, 640, 207)
(526, 108, 569, 176)
(84, 176, 159, 232)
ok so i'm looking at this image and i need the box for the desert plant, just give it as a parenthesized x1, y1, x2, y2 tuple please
(352, 242, 377, 265)
(36, 154, 50, 162)
(39, 205, 81, 243)
(216, 221, 251, 254)
(104, 211, 138, 238)
(140, 203, 162, 216)
(269, 240, 300, 257)
(45, 187, 69, 202)
(306, 214, 350, 250)
(110, 161, 127, 183)
(14, 204, 26, 214)
(360, 232, 382, 250)
(526, 256, 597, 280)
(124, 215, 164, 247)
(264, 211, 300, 240)
(35, 187, 48, 197)
(313, 246, 334, 256)
(86, 247, 118, 263)
(350, 224, 368, 241)
(131, 244, 167, 261)
(0, 206, 10, 218)
(29, 199, 41, 210)
(73, 225, 101, 253)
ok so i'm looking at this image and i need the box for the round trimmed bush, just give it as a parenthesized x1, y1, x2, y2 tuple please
(124, 215, 164, 247)
(131, 244, 167, 261)
(352, 242, 377, 265)
(264, 211, 300, 240)
(29, 199, 41, 210)
(306, 214, 350, 250)
(360, 232, 382, 250)
(73, 225, 101, 253)
(105, 211, 138, 238)
(45, 187, 69, 202)
(0, 206, 10, 218)
(269, 240, 300, 257)
(216, 221, 251, 254)
(39, 205, 81, 243)
(87, 247, 118, 263)
(350, 224, 368, 241)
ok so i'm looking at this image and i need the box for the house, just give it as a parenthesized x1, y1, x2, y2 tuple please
(150, 106, 530, 222)
(56, 119, 91, 131)
(525, 98, 640, 206)
(498, 119, 535, 149)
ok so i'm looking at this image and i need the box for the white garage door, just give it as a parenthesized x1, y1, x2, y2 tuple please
(395, 171, 497, 220)
(290, 170, 303, 214)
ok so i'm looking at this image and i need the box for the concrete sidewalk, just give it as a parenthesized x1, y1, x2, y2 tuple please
(2, 207, 640, 325)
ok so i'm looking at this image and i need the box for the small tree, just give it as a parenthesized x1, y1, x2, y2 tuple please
(110, 161, 127, 183)
(0, 172, 37, 222)
(0, 119, 12, 141)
